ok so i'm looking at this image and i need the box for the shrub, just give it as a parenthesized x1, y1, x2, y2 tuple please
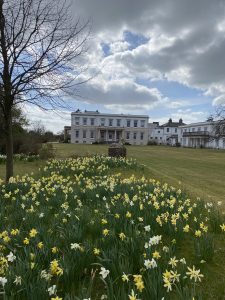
(147, 140, 158, 146)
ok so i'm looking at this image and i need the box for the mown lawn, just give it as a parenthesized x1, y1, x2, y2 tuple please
(1, 144, 225, 205)
(0, 160, 45, 181)
(54, 144, 225, 204)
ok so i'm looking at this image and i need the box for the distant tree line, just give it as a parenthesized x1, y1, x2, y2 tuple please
(0, 106, 60, 155)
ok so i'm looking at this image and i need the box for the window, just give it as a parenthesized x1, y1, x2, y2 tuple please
(108, 132, 113, 139)
(83, 130, 86, 138)
(134, 120, 138, 127)
(127, 120, 131, 127)
(90, 118, 95, 126)
(83, 118, 87, 125)
(109, 119, 113, 126)
(204, 126, 208, 131)
(126, 132, 130, 139)
(133, 132, 137, 139)
(184, 129, 187, 132)
(158, 130, 160, 133)
(175, 128, 177, 133)
(90, 131, 94, 139)
(192, 128, 195, 132)
(117, 119, 121, 127)
(160, 137, 162, 140)
(141, 120, 145, 127)
(140, 132, 144, 140)
(75, 130, 79, 138)
(167, 128, 169, 133)
(75, 117, 80, 125)
(198, 127, 201, 131)
(100, 118, 105, 126)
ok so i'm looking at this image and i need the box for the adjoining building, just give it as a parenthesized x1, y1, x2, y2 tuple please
(179, 120, 225, 149)
(149, 118, 185, 145)
(70, 110, 149, 145)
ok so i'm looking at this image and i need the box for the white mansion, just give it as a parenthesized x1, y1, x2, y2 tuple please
(69, 110, 225, 149)
(71, 110, 149, 145)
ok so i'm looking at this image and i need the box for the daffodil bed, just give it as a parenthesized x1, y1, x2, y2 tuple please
(0, 156, 224, 300)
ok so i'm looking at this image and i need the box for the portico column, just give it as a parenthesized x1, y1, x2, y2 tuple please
(122, 129, 125, 140)
(97, 129, 100, 142)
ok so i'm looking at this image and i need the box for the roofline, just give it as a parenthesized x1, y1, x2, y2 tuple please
(71, 112, 149, 118)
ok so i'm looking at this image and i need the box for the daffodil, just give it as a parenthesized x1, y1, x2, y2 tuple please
(93, 248, 100, 255)
(186, 265, 204, 282)
(122, 272, 129, 282)
(102, 229, 109, 236)
(220, 224, 225, 232)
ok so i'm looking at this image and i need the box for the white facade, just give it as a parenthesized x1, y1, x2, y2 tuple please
(69, 111, 225, 149)
(149, 119, 185, 145)
(71, 110, 149, 145)
(179, 121, 225, 149)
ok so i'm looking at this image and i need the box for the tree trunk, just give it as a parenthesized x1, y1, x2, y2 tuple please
(5, 110, 13, 182)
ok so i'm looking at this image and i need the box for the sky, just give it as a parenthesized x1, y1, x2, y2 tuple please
(25, 0, 225, 133)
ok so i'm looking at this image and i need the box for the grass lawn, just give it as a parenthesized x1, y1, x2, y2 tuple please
(0, 160, 45, 180)
(54, 143, 225, 205)
(0, 144, 224, 205)
(1, 144, 224, 204)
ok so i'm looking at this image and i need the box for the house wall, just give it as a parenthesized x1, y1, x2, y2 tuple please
(71, 111, 149, 145)
(179, 122, 225, 149)
(149, 125, 179, 145)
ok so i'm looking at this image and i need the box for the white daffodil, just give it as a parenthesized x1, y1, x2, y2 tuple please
(14, 276, 22, 285)
(99, 267, 110, 279)
(7, 252, 16, 262)
(47, 285, 57, 296)
(0, 277, 7, 287)
(71, 243, 81, 250)
(144, 225, 151, 232)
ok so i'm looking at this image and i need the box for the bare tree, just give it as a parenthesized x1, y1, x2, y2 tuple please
(211, 106, 225, 140)
(0, 0, 90, 181)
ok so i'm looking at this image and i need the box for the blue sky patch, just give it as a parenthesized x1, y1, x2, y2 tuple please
(123, 30, 149, 50)
(101, 42, 111, 57)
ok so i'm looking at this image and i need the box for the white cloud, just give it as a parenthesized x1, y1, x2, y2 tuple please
(171, 109, 207, 124)
(213, 95, 225, 106)
(23, 104, 71, 133)
(109, 40, 130, 54)
(74, 0, 225, 97)
(19, 0, 225, 128)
